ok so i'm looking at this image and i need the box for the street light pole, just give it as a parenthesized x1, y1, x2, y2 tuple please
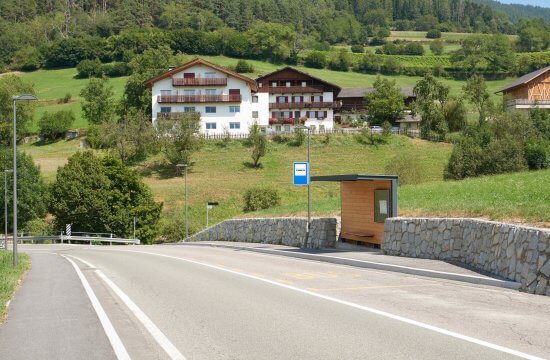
(133, 215, 136, 240)
(12, 94, 38, 266)
(4, 170, 13, 251)
(176, 164, 188, 241)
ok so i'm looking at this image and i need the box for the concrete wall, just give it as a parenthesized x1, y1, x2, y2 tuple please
(382, 217, 550, 295)
(187, 217, 337, 248)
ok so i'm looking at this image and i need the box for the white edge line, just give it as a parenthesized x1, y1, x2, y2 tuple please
(119, 249, 544, 360)
(60, 255, 131, 360)
(68, 255, 186, 360)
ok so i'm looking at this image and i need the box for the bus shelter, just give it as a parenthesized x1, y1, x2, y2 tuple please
(311, 174, 398, 246)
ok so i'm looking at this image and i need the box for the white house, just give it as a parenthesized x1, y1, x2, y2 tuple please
(145, 58, 268, 135)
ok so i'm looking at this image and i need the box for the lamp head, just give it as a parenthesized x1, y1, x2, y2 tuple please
(12, 94, 38, 101)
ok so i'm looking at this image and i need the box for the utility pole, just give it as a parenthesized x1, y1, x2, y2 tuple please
(176, 164, 188, 241)
(133, 215, 137, 240)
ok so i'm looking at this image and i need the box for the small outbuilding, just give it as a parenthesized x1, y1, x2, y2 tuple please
(311, 174, 398, 246)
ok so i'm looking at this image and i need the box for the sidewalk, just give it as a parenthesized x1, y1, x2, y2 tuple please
(177, 241, 521, 290)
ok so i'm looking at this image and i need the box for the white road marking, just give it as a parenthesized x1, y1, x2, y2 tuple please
(69, 255, 186, 360)
(119, 249, 544, 360)
(61, 255, 130, 360)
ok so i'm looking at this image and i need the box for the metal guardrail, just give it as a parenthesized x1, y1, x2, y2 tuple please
(0, 234, 140, 245)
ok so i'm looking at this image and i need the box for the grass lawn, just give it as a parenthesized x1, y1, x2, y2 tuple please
(0, 251, 30, 321)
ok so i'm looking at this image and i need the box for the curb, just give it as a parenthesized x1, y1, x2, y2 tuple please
(177, 242, 522, 291)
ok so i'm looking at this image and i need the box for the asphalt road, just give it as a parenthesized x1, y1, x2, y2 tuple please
(1, 244, 549, 360)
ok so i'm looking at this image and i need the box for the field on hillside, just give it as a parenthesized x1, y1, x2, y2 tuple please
(388, 31, 517, 42)
(19, 134, 550, 232)
(18, 56, 513, 131)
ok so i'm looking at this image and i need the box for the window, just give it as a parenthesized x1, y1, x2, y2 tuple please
(286, 82, 291, 87)
(229, 106, 240, 113)
(284, 125, 291, 132)
(184, 90, 195, 96)
(205, 106, 216, 113)
(160, 90, 172, 96)
(204, 72, 216, 78)
(252, 96, 259, 103)
(272, 111, 281, 119)
(260, 126, 267, 134)
(317, 111, 326, 118)
(307, 111, 315, 118)
(301, 81, 307, 87)
(272, 82, 277, 87)
(293, 96, 302, 103)
(184, 107, 195, 113)
(258, 83, 263, 88)
(205, 89, 216, 95)
(312, 95, 322, 102)
(252, 111, 259, 118)
(275, 125, 282, 132)
(229, 122, 240, 129)
(277, 96, 286, 103)
(160, 107, 171, 113)
(183, 73, 195, 78)
(206, 122, 216, 129)
(282, 111, 291, 118)
(229, 89, 240, 95)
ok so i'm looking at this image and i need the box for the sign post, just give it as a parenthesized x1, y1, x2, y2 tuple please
(293, 162, 310, 247)
(206, 201, 219, 228)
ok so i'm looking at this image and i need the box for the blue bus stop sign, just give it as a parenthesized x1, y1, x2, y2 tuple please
(293, 162, 309, 186)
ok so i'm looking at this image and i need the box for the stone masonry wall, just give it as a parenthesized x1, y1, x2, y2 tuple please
(187, 217, 337, 249)
(382, 217, 550, 295)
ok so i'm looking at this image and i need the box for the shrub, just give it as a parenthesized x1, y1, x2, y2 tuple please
(76, 59, 103, 78)
(22, 218, 54, 236)
(290, 128, 306, 146)
(354, 52, 380, 73)
(243, 186, 281, 212)
(369, 37, 386, 46)
(350, 44, 364, 53)
(403, 43, 424, 55)
(101, 62, 132, 77)
(444, 137, 484, 180)
(481, 137, 527, 175)
(304, 51, 327, 69)
(524, 141, 549, 170)
(381, 57, 401, 75)
(11, 46, 42, 71)
(385, 153, 422, 185)
(426, 29, 442, 39)
(272, 133, 291, 143)
(85, 125, 105, 149)
(234, 59, 254, 73)
(328, 49, 353, 72)
(430, 40, 444, 55)
(38, 110, 75, 140)
(57, 93, 72, 104)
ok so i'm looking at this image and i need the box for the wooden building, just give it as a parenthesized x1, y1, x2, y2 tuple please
(311, 175, 398, 246)
(497, 66, 550, 110)
(336, 87, 416, 113)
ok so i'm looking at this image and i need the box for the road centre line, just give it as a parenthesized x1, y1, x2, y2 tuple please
(67, 255, 186, 360)
(109, 248, 544, 360)
(61, 255, 130, 360)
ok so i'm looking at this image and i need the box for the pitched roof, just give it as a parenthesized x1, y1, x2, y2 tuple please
(337, 87, 415, 98)
(144, 58, 258, 91)
(255, 67, 341, 91)
(497, 66, 550, 93)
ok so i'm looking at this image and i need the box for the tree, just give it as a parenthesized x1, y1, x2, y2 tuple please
(80, 77, 115, 125)
(49, 152, 162, 243)
(248, 124, 267, 168)
(11, 46, 41, 71)
(76, 59, 103, 78)
(413, 73, 450, 139)
(38, 110, 75, 140)
(364, 77, 404, 126)
(429, 40, 444, 55)
(0, 149, 48, 232)
(328, 49, 352, 72)
(442, 98, 466, 132)
(304, 51, 327, 69)
(426, 29, 441, 39)
(0, 75, 36, 143)
(463, 74, 491, 126)
(234, 59, 254, 73)
(158, 112, 203, 167)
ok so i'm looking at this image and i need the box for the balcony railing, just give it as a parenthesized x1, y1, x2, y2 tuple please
(507, 99, 550, 107)
(258, 85, 324, 94)
(172, 77, 227, 86)
(269, 101, 338, 109)
(156, 112, 200, 119)
(158, 94, 242, 103)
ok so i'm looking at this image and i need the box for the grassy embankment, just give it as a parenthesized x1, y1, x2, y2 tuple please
(19, 134, 550, 231)
(0, 252, 30, 321)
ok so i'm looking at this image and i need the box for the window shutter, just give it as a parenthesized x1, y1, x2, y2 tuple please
(320, 95, 323, 102)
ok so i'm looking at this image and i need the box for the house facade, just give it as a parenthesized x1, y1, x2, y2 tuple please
(255, 67, 341, 133)
(145, 58, 268, 135)
(497, 66, 550, 110)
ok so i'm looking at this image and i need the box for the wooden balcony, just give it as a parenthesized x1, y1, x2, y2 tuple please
(172, 77, 227, 86)
(507, 99, 550, 108)
(258, 85, 324, 94)
(156, 112, 200, 119)
(158, 95, 242, 103)
(269, 101, 338, 109)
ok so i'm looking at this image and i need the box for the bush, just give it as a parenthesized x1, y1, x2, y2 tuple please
(234, 59, 254, 73)
(385, 153, 422, 185)
(22, 218, 54, 236)
(524, 141, 549, 170)
(403, 43, 424, 55)
(350, 45, 364, 53)
(290, 129, 306, 146)
(444, 137, 484, 180)
(77, 59, 103, 78)
(430, 40, 444, 55)
(381, 57, 401, 74)
(57, 93, 72, 104)
(304, 51, 327, 69)
(85, 124, 106, 149)
(426, 29, 442, 39)
(354, 52, 380, 73)
(38, 110, 75, 140)
(369, 37, 386, 46)
(243, 186, 281, 212)
(101, 62, 132, 77)
(272, 133, 291, 143)
(11, 46, 42, 71)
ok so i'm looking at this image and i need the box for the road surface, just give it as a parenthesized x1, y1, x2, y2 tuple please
(1, 244, 549, 359)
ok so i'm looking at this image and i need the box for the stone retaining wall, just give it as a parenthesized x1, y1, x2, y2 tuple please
(187, 217, 337, 248)
(382, 218, 550, 295)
